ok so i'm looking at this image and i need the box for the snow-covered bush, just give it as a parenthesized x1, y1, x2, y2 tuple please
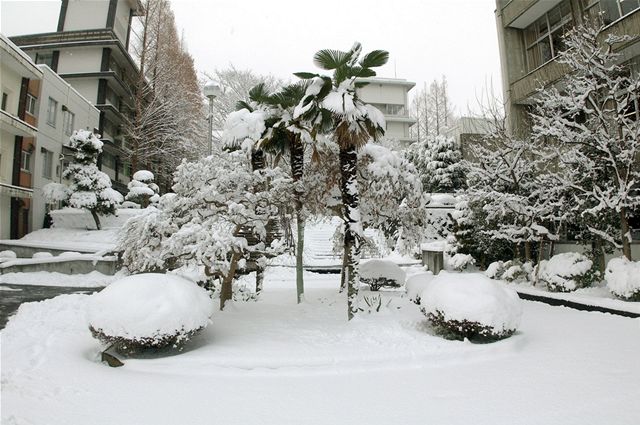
(360, 259, 406, 291)
(605, 257, 640, 301)
(538, 252, 599, 292)
(420, 272, 522, 342)
(0, 250, 17, 259)
(501, 260, 533, 283)
(448, 253, 475, 271)
(485, 261, 505, 279)
(124, 170, 160, 208)
(43, 130, 122, 230)
(406, 271, 435, 304)
(88, 273, 213, 355)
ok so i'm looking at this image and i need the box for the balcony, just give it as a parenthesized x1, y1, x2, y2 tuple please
(0, 109, 38, 138)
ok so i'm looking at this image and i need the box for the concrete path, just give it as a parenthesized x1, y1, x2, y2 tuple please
(0, 284, 101, 329)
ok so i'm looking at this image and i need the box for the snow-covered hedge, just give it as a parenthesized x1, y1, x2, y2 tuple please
(538, 252, 599, 292)
(405, 271, 435, 304)
(605, 257, 640, 301)
(447, 253, 475, 271)
(88, 273, 213, 355)
(420, 272, 522, 342)
(360, 259, 406, 291)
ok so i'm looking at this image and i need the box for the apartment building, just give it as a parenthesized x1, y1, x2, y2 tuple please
(444, 116, 493, 161)
(0, 34, 43, 239)
(32, 64, 100, 231)
(356, 77, 417, 149)
(11, 0, 144, 194)
(496, 0, 640, 133)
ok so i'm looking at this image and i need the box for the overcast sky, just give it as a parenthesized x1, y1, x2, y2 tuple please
(1, 0, 503, 114)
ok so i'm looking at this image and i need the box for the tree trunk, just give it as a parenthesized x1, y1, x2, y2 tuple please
(220, 252, 241, 310)
(251, 148, 265, 172)
(291, 134, 305, 303)
(620, 207, 632, 260)
(255, 267, 264, 295)
(339, 144, 361, 320)
(339, 246, 348, 293)
(90, 210, 101, 230)
(524, 241, 532, 262)
(535, 237, 545, 286)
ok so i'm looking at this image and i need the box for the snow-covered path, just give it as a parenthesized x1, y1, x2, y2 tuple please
(2, 268, 639, 425)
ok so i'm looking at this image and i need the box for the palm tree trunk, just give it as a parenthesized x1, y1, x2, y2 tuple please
(339, 144, 361, 320)
(251, 148, 265, 172)
(290, 134, 305, 303)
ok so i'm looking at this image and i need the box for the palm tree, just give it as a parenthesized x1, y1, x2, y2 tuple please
(295, 42, 389, 320)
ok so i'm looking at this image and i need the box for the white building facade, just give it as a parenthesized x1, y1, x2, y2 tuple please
(356, 77, 416, 149)
(0, 34, 42, 239)
(31, 64, 99, 231)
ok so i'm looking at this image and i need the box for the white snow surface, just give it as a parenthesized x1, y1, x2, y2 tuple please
(360, 259, 406, 283)
(88, 273, 214, 340)
(0, 250, 17, 259)
(10, 227, 120, 252)
(32, 252, 53, 259)
(405, 271, 435, 302)
(132, 170, 154, 182)
(421, 272, 522, 332)
(605, 257, 640, 299)
(2, 268, 640, 425)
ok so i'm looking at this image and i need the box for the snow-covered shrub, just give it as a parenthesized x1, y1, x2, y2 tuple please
(360, 259, 406, 291)
(43, 130, 122, 230)
(539, 252, 599, 292)
(501, 260, 533, 283)
(88, 273, 213, 355)
(125, 170, 160, 208)
(405, 271, 435, 305)
(605, 257, 640, 301)
(485, 261, 505, 279)
(0, 250, 17, 259)
(359, 293, 390, 313)
(420, 272, 522, 342)
(448, 253, 475, 271)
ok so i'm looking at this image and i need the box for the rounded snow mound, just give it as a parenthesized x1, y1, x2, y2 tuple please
(405, 271, 435, 304)
(605, 257, 640, 301)
(539, 252, 597, 292)
(132, 169, 154, 183)
(88, 273, 213, 354)
(421, 272, 522, 342)
(360, 259, 406, 291)
(0, 250, 17, 259)
(32, 252, 53, 259)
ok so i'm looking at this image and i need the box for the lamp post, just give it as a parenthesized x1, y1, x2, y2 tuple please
(203, 80, 222, 156)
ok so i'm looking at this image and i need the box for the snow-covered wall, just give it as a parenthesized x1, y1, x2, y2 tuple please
(50, 208, 143, 229)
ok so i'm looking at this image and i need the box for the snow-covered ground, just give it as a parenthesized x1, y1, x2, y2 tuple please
(2, 268, 639, 425)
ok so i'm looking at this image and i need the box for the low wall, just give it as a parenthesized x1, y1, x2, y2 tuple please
(50, 208, 144, 230)
(0, 243, 96, 257)
(0, 258, 118, 275)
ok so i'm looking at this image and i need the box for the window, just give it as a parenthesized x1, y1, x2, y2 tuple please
(1, 93, 7, 111)
(25, 94, 36, 116)
(42, 148, 54, 180)
(21, 150, 32, 172)
(524, 0, 573, 72)
(583, 0, 640, 25)
(46, 97, 57, 127)
(35, 52, 54, 68)
(62, 110, 75, 136)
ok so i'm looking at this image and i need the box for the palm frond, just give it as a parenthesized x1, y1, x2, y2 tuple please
(294, 72, 318, 80)
(313, 49, 352, 70)
(359, 50, 389, 68)
(248, 83, 272, 103)
(235, 100, 253, 112)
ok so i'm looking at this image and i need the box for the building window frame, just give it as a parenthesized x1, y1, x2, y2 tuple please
(582, 0, 640, 26)
(523, 0, 573, 73)
(46, 97, 58, 127)
(25, 94, 37, 116)
(62, 109, 75, 136)
(41, 148, 54, 180)
(21, 150, 32, 173)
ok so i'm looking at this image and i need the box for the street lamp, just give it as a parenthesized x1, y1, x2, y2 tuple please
(203, 80, 222, 156)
